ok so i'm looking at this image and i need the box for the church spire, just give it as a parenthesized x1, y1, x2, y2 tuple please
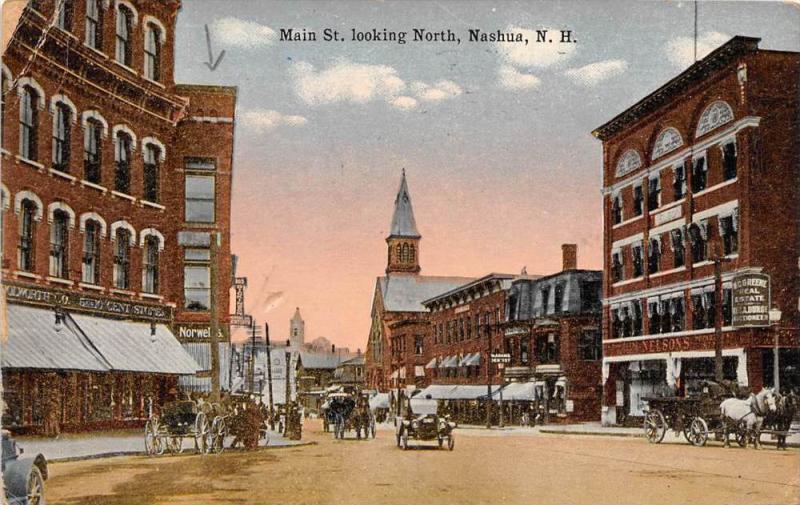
(386, 170, 421, 274)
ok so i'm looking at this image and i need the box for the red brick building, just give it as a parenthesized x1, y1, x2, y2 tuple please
(593, 36, 799, 425)
(1, 0, 236, 433)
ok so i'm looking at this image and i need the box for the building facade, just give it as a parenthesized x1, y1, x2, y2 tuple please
(593, 36, 799, 425)
(1, 0, 236, 433)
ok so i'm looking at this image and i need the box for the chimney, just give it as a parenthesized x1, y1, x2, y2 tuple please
(562, 244, 577, 271)
(331, 344, 336, 354)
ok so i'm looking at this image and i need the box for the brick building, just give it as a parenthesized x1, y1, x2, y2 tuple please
(365, 171, 472, 392)
(1, 0, 236, 433)
(593, 36, 799, 425)
(501, 245, 603, 423)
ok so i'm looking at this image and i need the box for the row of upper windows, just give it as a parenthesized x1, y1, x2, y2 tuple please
(611, 139, 737, 224)
(3, 188, 164, 293)
(609, 286, 733, 338)
(29, 0, 166, 83)
(1, 75, 167, 202)
(614, 100, 735, 179)
(610, 211, 739, 283)
(433, 308, 502, 345)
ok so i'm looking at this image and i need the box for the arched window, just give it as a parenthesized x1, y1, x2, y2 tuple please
(395, 244, 401, 262)
(113, 227, 131, 289)
(614, 149, 641, 178)
(52, 102, 72, 172)
(1, 68, 10, 139)
(82, 220, 101, 284)
(142, 235, 159, 293)
(115, 5, 133, 66)
(144, 22, 162, 81)
(49, 210, 70, 278)
(696, 101, 734, 138)
(84, 118, 103, 183)
(19, 86, 39, 161)
(57, 0, 74, 31)
(85, 0, 103, 50)
(651, 127, 683, 160)
(18, 199, 38, 271)
(409, 244, 415, 263)
(114, 131, 132, 193)
(143, 143, 160, 202)
(401, 243, 409, 263)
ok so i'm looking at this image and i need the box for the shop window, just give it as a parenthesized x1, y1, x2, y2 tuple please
(19, 86, 38, 161)
(115, 5, 133, 66)
(185, 175, 215, 223)
(84, 119, 103, 183)
(632, 244, 643, 277)
(722, 142, 737, 181)
(52, 102, 71, 172)
(673, 164, 686, 200)
(85, 0, 103, 50)
(49, 210, 70, 278)
(611, 251, 623, 282)
(113, 228, 131, 289)
(144, 23, 162, 81)
(647, 176, 660, 211)
(648, 237, 661, 274)
(579, 330, 601, 360)
(142, 235, 159, 293)
(114, 132, 132, 194)
(671, 228, 685, 267)
(720, 213, 738, 256)
(612, 195, 623, 224)
(82, 220, 101, 284)
(633, 185, 643, 216)
(143, 144, 160, 202)
(57, 0, 73, 31)
(691, 157, 707, 193)
(18, 199, 37, 271)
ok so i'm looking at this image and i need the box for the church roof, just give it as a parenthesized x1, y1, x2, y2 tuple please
(388, 171, 421, 239)
(291, 307, 303, 322)
(377, 275, 475, 313)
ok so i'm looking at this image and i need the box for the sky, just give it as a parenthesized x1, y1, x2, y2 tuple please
(172, 0, 800, 349)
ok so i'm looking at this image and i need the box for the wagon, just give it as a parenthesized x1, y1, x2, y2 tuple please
(326, 391, 375, 440)
(144, 399, 225, 456)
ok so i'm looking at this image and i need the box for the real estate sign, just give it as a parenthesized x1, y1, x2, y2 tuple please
(731, 273, 771, 327)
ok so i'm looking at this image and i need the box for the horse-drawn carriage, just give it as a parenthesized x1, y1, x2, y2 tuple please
(323, 390, 376, 440)
(643, 381, 791, 448)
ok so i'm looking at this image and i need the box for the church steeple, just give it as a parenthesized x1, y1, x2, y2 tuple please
(289, 307, 305, 348)
(386, 169, 421, 274)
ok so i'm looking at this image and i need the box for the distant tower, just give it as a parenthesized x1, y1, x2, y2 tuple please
(386, 169, 421, 274)
(290, 307, 305, 348)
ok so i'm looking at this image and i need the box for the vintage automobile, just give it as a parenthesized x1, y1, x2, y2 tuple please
(395, 396, 456, 450)
(2, 430, 47, 505)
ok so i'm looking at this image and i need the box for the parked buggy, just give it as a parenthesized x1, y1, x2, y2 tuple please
(325, 390, 375, 440)
(144, 399, 217, 455)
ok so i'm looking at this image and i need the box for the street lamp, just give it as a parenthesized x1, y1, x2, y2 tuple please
(769, 307, 782, 391)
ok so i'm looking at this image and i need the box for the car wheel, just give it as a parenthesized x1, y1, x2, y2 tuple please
(448, 435, 455, 451)
(27, 465, 45, 505)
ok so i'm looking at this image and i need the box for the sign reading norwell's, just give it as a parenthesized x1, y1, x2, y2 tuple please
(731, 273, 771, 328)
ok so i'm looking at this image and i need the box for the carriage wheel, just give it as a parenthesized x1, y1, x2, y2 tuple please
(687, 417, 709, 447)
(195, 411, 210, 454)
(209, 417, 227, 454)
(644, 410, 667, 444)
(26, 465, 45, 505)
(144, 417, 161, 456)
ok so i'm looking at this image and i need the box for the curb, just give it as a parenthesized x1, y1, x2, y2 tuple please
(48, 440, 316, 463)
(539, 429, 800, 447)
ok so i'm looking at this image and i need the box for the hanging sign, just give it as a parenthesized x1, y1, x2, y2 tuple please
(732, 273, 770, 327)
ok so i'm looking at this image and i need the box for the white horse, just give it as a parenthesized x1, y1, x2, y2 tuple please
(720, 388, 777, 449)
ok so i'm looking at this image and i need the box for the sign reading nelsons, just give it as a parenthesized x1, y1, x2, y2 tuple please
(4, 281, 172, 322)
(731, 273, 771, 328)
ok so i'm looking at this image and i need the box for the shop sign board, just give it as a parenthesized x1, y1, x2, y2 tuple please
(731, 273, 771, 328)
(175, 323, 230, 342)
(490, 353, 511, 364)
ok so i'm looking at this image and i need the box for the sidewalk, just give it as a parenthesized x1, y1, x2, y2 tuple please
(16, 429, 310, 462)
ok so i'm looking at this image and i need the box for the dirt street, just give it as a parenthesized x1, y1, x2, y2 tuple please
(45, 419, 799, 505)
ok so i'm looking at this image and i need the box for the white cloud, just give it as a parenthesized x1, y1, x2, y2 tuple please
(411, 80, 463, 102)
(391, 96, 419, 110)
(212, 17, 277, 48)
(497, 27, 577, 68)
(240, 109, 307, 132)
(666, 31, 730, 69)
(498, 65, 541, 91)
(565, 59, 628, 87)
(291, 60, 406, 106)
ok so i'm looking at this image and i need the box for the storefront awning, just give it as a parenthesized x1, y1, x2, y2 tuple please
(440, 355, 459, 368)
(1, 305, 110, 372)
(424, 357, 438, 369)
(69, 313, 199, 375)
(416, 384, 458, 399)
(490, 382, 539, 401)
(462, 352, 482, 367)
(369, 393, 390, 410)
(416, 384, 501, 400)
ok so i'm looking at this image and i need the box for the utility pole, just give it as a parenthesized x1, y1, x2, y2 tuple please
(712, 245, 732, 383)
(249, 320, 257, 393)
(265, 322, 274, 413)
(486, 321, 492, 429)
(285, 339, 292, 405)
(209, 231, 221, 402)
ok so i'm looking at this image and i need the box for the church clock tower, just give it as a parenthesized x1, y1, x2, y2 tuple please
(386, 170, 421, 274)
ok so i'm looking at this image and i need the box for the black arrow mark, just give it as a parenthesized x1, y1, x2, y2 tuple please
(204, 24, 225, 71)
